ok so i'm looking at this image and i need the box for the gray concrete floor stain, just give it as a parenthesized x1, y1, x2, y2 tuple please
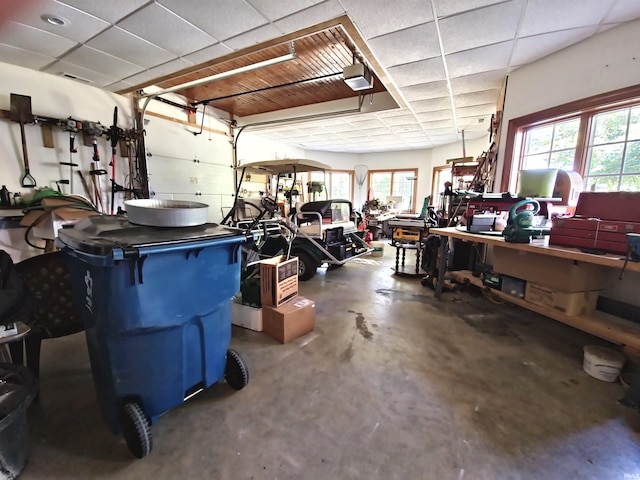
(16, 246, 640, 479)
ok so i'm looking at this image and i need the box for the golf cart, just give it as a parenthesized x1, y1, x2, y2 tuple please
(224, 159, 372, 280)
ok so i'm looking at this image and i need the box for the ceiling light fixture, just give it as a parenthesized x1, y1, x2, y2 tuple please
(41, 14, 67, 26)
(143, 43, 297, 98)
(343, 63, 374, 91)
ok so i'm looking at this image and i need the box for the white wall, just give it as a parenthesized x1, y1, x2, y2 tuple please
(304, 135, 490, 210)
(496, 18, 640, 185)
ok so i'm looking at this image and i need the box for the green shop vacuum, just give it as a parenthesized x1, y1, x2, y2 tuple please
(503, 199, 551, 243)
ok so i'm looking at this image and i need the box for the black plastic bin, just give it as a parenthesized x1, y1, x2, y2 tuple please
(0, 363, 38, 479)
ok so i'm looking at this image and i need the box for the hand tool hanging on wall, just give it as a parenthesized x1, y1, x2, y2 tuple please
(9, 94, 37, 188)
(84, 122, 106, 213)
(59, 117, 80, 194)
(106, 107, 124, 214)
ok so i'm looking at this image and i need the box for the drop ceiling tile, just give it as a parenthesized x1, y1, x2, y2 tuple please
(433, 0, 508, 18)
(246, 0, 324, 22)
(375, 108, 410, 118)
(416, 109, 453, 122)
(449, 69, 506, 95)
(273, 0, 344, 34)
(183, 43, 234, 65)
(104, 79, 136, 92)
(392, 124, 422, 133)
(43, 59, 118, 87)
(605, 0, 640, 23)
(454, 89, 500, 108)
(457, 114, 492, 127)
(411, 97, 452, 113)
(158, 0, 267, 41)
(224, 24, 283, 50)
(419, 119, 455, 129)
(321, 123, 356, 133)
(12, 0, 109, 43)
(0, 44, 55, 70)
(510, 27, 598, 66)
(118, 3, 217, 56)
(398, 130, 428, 139)
(58, 0, 150, 24)
(62, 45, 143, 78)
(123, 58, 195, 86)
(380, 115, 419, 126)
(340, 0, 433, 39)
(519, 0, 612, 37)
(455, 103, 496, 117)
(0, 22, 77, 58)
(359, 127, 394, 136)
(87, 27, 176, 69)
(402, 82, 450, 102)
(439, 0, 523, 54)
(446, 41, 513, 77)
(348, 119, 386, 129)
(368, 22, 440, 68)
(429, 133, 460, 143)
(388, 57, 446, 87)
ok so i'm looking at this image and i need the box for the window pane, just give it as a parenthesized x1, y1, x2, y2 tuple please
(553, 119, 580, 149)
(331, 173, 351, 200)
(584, 176, 619, 192)
(523, 153, 550, 169)
(310, 172, 325, 182)
(392, 171, 416, 197)
(592, 109, 628, 144)
(623, 140, 640, 174)
(621, 175, 640, 192)
(588, 144, 624, 175)
(549, 149, 575, 170)
(629, 107, 640, 141)
(525, 125, 553, 154)
(370, 172, 391, 201)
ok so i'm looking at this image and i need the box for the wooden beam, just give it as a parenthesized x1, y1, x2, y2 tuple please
(144, 110, 229, 137)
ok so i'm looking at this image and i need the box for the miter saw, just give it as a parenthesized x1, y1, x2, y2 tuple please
(503, 199, 552, 243)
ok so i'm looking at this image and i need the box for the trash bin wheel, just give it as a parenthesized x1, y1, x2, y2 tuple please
(225, 349, 249, 391)
(120, 402, 153, 459)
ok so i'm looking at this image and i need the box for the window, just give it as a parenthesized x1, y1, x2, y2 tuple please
(368, 169, 417, 212)
(503, 85, 640, 193)
(521, 119, 580, 171)
(585, 107, 640, 192)
(431, 165, 451, 208)
(309, 171, 353, 201)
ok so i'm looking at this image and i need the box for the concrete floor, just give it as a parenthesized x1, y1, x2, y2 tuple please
(17, 246, 640, 480)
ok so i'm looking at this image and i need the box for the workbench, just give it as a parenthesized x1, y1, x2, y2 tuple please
(430, 227, 640, 349)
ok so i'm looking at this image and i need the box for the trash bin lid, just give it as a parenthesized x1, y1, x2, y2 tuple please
(0, 364, 37, 424)
(58, 216, 246, 255)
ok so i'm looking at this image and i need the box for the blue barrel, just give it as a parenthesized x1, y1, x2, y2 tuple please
(59, 216, 245, 435)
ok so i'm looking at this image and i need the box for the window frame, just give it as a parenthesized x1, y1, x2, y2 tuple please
(308, 170, 354, 203)
(501, 83, 640, 192)
(367, 168, 418, 212)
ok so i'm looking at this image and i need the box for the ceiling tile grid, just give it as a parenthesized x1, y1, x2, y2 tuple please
(1, 0, 639, 153)
(117, 2, 218, 56)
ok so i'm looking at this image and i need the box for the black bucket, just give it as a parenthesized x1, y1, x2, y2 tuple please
(0, 363, 38, 480)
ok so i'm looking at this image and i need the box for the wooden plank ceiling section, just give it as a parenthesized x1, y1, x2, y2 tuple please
(152, 26, 386, 118)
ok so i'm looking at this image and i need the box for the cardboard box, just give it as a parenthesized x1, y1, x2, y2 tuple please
(262, 295, 315, 344)
(525, 282, 599, 316)
(231, 297, 263, 331)
(260, 255, 298, 307)
(20, 197, 97, 240)
(492, 246, 608, 292)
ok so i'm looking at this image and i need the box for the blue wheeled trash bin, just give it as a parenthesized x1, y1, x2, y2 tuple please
(58, 216, 248, 458)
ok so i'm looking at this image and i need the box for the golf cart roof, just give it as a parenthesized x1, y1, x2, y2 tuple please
(237, 158, 332, 175)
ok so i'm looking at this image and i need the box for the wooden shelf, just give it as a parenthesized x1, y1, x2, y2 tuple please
(431, 227, 640, 274)
(450, 270, 640, 349)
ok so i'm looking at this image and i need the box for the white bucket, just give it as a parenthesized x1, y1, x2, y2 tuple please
(370, 241, 385, 257)
(583, 345, 625, 382)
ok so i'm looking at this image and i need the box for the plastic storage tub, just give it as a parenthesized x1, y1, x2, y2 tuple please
(58, 216, 248, 458)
